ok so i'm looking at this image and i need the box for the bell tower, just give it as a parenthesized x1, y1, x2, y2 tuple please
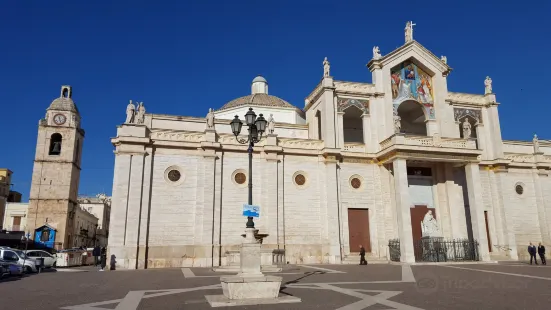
(27, 85, 85, 249)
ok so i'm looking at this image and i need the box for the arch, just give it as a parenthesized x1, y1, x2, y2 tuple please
(396, 100, 427, 136)
(343, 105, 364, 143)
(49, 133, 62, 155)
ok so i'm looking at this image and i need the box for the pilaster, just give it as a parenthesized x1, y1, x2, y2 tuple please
(425, 119, 438, 136)
(464, 163, 490, 261)
(445, 164, 463, 239)
(475, 124, 487, 158)
(392, 158, 415, 263)
(361, 114, 374, 153)
(532, 169, 551, 245)
(492, 168, 518, 259)
(323, 154, 342, 262)
(321, 77, 336, 148)
(336, 112, 344, 149)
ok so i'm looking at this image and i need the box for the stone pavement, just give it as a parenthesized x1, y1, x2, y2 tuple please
(2, 262, 551, 309)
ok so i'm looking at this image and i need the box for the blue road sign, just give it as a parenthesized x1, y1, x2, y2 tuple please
(243, 204, 260, 218)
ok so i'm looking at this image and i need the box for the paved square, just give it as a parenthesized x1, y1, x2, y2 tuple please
(2, 263, 551, 309)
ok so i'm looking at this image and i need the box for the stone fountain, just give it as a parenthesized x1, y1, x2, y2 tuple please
(205, 228, 301, 307)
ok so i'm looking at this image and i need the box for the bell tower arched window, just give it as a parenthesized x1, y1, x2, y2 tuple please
(49, 133, 62, 155)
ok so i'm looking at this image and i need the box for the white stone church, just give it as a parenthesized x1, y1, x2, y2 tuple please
(108, 25, 551, 269)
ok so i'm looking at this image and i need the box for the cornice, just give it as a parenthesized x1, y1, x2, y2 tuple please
(375, 41, 451, 76)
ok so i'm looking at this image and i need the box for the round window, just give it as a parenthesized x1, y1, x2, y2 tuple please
(167, 170, 181, 182)
(515, 184, 524, 195)
(351, 177, 362, 189)
(235, 172, 247, 185)
(294, 174, 306, 186)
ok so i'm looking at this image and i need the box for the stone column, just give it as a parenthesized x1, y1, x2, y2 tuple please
(464, 163, 490, 261)
(532, 169, 551, 245)
(361, 114, 373, 152)
(392, 158, 415, 263)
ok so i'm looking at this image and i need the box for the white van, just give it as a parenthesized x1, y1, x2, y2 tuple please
(0, 247, 38, 273)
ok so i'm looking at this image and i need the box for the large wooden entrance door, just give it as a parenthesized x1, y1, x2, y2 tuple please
(410, 205, 436, 259)
(348, 209, 371, 252)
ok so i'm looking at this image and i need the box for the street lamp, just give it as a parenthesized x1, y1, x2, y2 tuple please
(230, 108, 267, 229)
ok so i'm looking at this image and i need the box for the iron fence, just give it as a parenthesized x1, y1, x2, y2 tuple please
(388, 238, 480, 262)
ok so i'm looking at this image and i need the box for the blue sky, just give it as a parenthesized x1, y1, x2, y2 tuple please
(1, 1, 549, 201)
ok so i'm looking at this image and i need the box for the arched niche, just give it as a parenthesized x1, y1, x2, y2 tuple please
(396, 100, 427, 136)
(342, 105, 364, 143)
(49, 133, 62, 155)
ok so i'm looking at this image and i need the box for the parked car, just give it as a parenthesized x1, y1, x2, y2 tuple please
(0, 247, 38, 273)
(0, 259, 24, 277)
(25, 250, 57, 268)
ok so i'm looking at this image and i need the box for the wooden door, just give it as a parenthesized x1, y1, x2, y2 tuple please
(410, 205, 436, 259)
(484, 211, 492, 252)
(12, 216, 21, 231)
(348, 209, 371, 253)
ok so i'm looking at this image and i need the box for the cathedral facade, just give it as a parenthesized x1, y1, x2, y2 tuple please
(108, 29, 551, 269)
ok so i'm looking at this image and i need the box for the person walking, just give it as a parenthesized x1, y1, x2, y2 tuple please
(359, 245, 367, 265)
(92, 245, 101, 267)
(528, 242, 538, 265)
(99, 247, 107, 271)
(538, 242, 546, 265)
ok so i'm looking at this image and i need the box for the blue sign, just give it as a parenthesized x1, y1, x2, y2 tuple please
(243, 204, 260, 218)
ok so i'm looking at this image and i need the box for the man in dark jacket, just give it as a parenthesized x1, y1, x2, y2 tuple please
(92, 246, 101, 267)
(538, 243, 546, 265)
(528, 242, 538, 265)
(359, 245, 367, 265)
(99, 247, 107, 271)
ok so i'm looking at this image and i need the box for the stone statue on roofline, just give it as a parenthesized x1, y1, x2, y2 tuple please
(267, 114, 275, 134)
(405, 21, 415, 43)
(484, 76, 493, 94)
(323, 57, 330, 77)
(136, 102, 146, 124)
(373, 46, 381, 60)
(125, 100, 135, 124)
(206, 108, 215, 130)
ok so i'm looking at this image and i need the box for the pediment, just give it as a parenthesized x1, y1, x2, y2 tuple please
(369, 41, 451, 77)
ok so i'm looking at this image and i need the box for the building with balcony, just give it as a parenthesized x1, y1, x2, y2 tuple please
(107, 24, 551, 269)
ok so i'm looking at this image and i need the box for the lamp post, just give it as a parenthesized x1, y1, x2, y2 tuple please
(230, 108, 267, 229)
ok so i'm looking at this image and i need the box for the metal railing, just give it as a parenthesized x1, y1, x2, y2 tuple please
(388, 238, 480, 262)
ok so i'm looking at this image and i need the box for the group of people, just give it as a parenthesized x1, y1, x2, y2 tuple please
(92, 246, 107, 271)
(528, 242, 546, 265)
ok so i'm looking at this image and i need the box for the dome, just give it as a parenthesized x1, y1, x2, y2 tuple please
(252, 76, 267, 83)
(48, 97, 79, 113)
(47, 86, 80, 114)
(217, 76, 297, 111)
(218, 93, 295, 111)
